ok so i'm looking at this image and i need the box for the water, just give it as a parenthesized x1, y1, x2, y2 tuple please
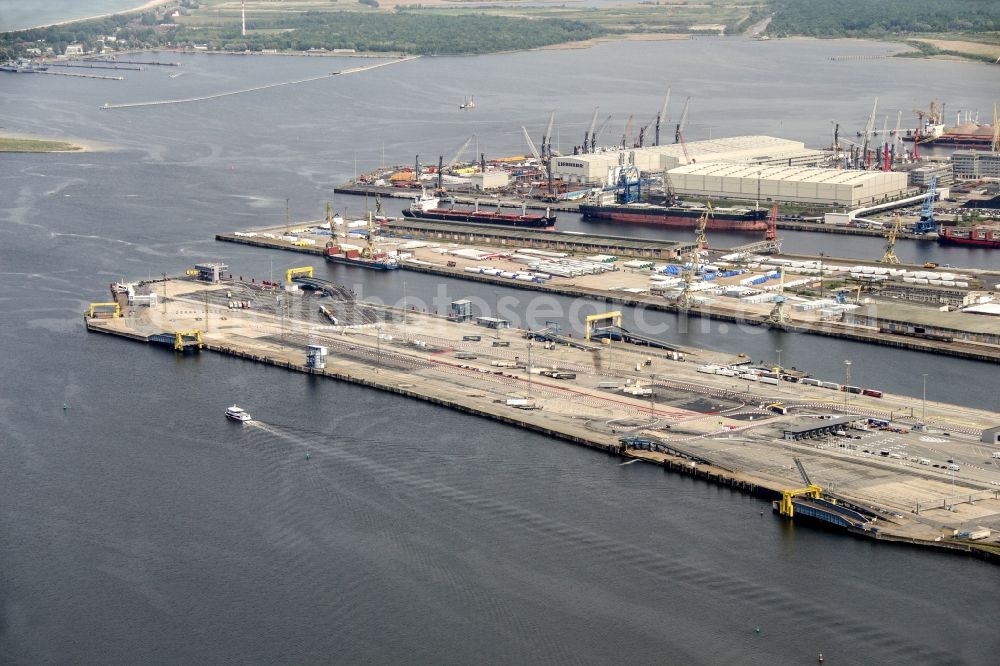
(2, 39, 999, 663)
(0, 0, 150, 31)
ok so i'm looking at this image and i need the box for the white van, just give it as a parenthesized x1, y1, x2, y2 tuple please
(947, 464, 960, 472)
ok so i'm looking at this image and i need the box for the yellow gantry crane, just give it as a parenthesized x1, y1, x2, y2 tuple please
(285, 266, 314, 284)
(173, 330, 203, 352)
(584, 311, 623, 340)
(880, 215, 903, 264)
(778, 485, 823, 518)
(87, 302, 121, 318)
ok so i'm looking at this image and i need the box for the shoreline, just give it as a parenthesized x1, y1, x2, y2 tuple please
(12, 0, 171, 32)
(0, 132, 113, 153)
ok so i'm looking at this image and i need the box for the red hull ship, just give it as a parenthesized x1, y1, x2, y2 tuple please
(936, 226, 1000, 248)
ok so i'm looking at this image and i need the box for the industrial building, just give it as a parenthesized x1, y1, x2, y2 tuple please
(471, 171, 510, 191)
(844, 303, 1000, 345)
(552, 136, 826, 185)
(783, 417, 858, 441)
(667, 162, 909, 207)
(952, 151, 1000, 180)
(982, 426, 1000, 445)
(909, 164, 953, 187)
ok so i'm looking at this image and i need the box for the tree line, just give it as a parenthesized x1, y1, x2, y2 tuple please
(766, 0, 1000, 37)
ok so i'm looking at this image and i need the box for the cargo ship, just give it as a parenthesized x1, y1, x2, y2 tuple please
(325, 210, 400, 270)
(936, 226, 1000, 249)
(402, 191, 555, 229)
(903, 122, 996, 149)
(579, 202, 768, 232)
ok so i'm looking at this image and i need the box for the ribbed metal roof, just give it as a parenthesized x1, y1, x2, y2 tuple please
(668, 162, 905, 185)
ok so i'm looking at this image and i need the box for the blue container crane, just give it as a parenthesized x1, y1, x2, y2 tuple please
(913, 175, 937, 234)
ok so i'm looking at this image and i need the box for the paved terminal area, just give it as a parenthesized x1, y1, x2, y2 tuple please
(89, 277, 1000, 548)
(217, 222, 1000, 363)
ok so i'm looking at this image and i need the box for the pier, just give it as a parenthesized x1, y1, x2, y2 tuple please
(84, 275, 1000, 560)
(215, 225, 1000, 364)
(100, 56, 419, 109)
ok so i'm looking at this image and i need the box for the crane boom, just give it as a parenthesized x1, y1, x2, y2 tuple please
(446, 134, 475, 169)
(521, 126, 541, 161)
(585, 107, 599, 154)
(861, 97, 878, 167)
(543, 111, 555, 156)
(675, 96, 690, 144)
(655, 88, 670, 146)
(993, 103, 999, 153)
(891, 110, 903, 164)
(592, 113, 612, 151)
(621, 114, 633, 150)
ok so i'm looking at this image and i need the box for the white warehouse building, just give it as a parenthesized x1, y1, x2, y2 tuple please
(667, 162, 910, 207)
(553, 135, 826, 185)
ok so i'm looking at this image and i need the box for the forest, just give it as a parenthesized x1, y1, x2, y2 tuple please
(1, 11, 604, 58)
(185, 12, 606, 55)
(766, 0, 1000, 37)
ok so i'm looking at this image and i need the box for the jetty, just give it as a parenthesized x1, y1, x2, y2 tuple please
(84, 273, 1000, 561)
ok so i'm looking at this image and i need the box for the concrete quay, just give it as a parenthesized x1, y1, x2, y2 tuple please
(215, 227, 1000, 364)
(85, 276, 1000, 560)
(332, 182, 933, 239)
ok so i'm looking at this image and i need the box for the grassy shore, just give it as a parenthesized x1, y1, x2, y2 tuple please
(0, 137, 82, 152)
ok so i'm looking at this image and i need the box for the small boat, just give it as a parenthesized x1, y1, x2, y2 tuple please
(459, 95, 475, 110)
(225, 405, 251, 422)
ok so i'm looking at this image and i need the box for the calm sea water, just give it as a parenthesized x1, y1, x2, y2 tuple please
(0, 0, 151, 31)
(1, 39, 999, 663)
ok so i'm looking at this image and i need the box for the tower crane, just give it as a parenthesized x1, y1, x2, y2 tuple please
(891, 110, 903, 165)
(591, 113, 612, 152)
(677, 242, 699, 309)
(912, 175, 938, 234)
(661, 170, 677, 205)
(540, 112, 557, 197)
(655, 88, 670, 146)
(542, 111, 556, 157)
(675, 97, 692, 164)
(583, 107, 599, 154)
(860, 97, 878, 169)
(766, 267, 791, 326)
(695, 202, 713, 251)
(880, 214, 903, 264)
(621, 114, 634, 150)
(765, 201, 779, 242)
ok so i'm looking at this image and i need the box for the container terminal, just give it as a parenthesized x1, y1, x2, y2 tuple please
(84, 267, 1000, 559)
(216, 212, 1000, 362)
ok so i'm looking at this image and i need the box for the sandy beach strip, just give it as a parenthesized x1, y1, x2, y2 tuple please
(16, 0, 173, 31)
